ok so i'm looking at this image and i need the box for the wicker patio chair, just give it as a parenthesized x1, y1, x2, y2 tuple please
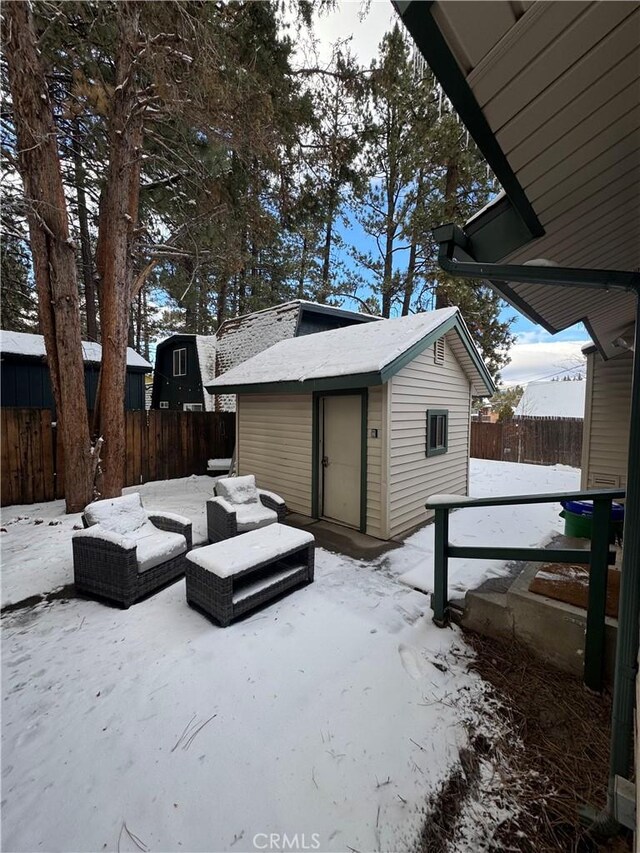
(73, 492, 192, 608)
(206, 474, 286, 543)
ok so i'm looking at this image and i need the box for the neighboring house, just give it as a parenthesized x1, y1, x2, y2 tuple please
(151, 334, 217, 411)
(207, 307, 494, 540)
(0, 330, 151, 410)
(472, 403, 499, 423)
(514, 380, 585, 420)
(581, 344, 633, 491)
(151, 301, 378, 413)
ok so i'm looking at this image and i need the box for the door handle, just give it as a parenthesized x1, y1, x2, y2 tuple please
(322, 456, 329, 468)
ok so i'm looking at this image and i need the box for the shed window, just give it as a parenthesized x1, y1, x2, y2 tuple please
(173, 348, 187, 376)
(434, 338, 445, 365)
(159, 401, 169, 409)
(183, 403, 203, 412)
(426, 409, 448, 457)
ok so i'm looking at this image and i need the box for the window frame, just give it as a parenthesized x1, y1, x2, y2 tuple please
(159, 401, 169, 409)
(426, 409, 449, 457)
(173, 347, 187, 377)
(183, 403, 203, 412)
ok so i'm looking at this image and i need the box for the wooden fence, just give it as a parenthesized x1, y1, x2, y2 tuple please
(471, 417, 583, 468)
(1, 408, 236, 507)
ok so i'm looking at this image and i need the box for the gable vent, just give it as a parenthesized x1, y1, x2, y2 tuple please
(434, 338, 445, 365)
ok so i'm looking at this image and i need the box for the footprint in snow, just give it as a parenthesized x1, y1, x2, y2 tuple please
(397, 643, 430, 680)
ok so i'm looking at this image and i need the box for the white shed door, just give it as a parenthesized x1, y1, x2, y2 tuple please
(321, 394, 361, 529)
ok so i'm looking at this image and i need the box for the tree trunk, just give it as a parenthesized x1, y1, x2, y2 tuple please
(436, 159, 459, 309)
(297, 235, 308, 299)
(72, 119, 99, 342)
(217, 277, 228, 328)
(319, 207, 334, 303)
(5, 0, 95, 512)
(402, 239, 418, 316)
(95, 2, 143, 498)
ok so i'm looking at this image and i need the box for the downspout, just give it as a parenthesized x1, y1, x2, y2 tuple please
(433, 224, 640, 826)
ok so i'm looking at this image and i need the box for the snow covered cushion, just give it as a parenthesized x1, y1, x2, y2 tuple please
(134, 522, 187, 573)
(215, 475, 259, 506)
(235, 503, 278, 533)
(85, 493, 148, 536)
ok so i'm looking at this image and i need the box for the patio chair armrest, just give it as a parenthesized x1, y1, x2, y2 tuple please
(73, 525, 137, 551)
(258, 490, 287, 521)
(147, 512, 193, 550)
(206, 496, 237, 542)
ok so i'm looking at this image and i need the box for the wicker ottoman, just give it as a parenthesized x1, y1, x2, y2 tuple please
(185, 524, 315, 626)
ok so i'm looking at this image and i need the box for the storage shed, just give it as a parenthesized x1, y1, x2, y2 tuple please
(206, 307, 494, 540)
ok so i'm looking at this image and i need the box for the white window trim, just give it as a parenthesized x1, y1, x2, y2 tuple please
(159, 401, 169, 409)
(183, 403, 203, 412)
(173, 348, 187, 377)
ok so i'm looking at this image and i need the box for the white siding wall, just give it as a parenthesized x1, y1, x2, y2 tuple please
(388, 339, 471, 538)
(237, 394, 313, 515)
(366, 385, 386, 538)
(581, 350, 632, 489)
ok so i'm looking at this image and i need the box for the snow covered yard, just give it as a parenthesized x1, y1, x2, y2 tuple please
(386, 459, 580, 595)
(1, 460, 580, 851)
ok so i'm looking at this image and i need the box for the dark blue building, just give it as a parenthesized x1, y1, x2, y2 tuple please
(0, 331, 152, 410)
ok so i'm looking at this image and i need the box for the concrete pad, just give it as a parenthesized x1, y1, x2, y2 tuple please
(285, 513, 399, 560)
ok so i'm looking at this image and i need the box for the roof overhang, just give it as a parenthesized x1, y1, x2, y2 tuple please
(206, 313, 496, 397)
(395, 1, 640, 355)
(298, 303, 380, 324)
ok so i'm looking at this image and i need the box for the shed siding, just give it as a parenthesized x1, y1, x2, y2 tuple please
(366, 385, 385, 538)
(237, 394, 313, 515)
(581, 350, 632, 489)
(388, 340, 471, 538)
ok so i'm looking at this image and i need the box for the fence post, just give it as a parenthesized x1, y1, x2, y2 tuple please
(432, 507, 450, 627)
(584, 498, 611, 691)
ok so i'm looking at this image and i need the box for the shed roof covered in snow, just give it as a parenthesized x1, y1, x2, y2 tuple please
(0, 330, 152, 371)
(207, 307, 495, 396)
(514, 380, 586, 420)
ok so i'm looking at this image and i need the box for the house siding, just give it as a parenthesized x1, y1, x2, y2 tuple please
(388, 339, 471, 538)
(366, 385, 386, 538)
(581, 349, 632, 489)
(237, 393, 313, 515)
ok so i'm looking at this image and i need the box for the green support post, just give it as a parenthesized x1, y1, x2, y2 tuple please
(584, 498, 612, 692)
(608, 298, 640, 811)
(432, 507, 449, 627)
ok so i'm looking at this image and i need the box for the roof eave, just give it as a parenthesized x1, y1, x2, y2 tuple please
(394, 0, 543, 257)
(206, 312, 495, 397)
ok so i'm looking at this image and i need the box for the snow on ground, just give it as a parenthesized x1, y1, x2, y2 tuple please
(386, 458, 580, 596)
(0, 460, 578, 851)
(3, 549, 483, 852)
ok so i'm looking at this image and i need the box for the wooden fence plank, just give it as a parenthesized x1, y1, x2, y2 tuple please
(40, 410, 55, 501)
(1, 409, 236, 507)
(1, 409, 11, 506)
(471, 417, 582, 468)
